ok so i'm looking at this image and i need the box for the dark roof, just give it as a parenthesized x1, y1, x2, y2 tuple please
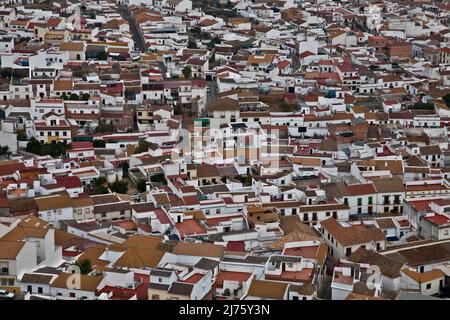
(21, 273, 54, 284)
(348, 247, 404, 278)
(194, 258, 220, 270)
(149, 268, 173, 277)
(384, 241, 450, 267)
(168, 282, 194, 296)
(148, 283, 170, 290)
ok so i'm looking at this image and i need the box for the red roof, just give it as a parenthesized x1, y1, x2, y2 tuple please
(183, 195, 199, 206)
(55, 176, 83, 189)
(175, 219, 206, 239)
(225, 241, 245, 252)
(346, 183, 376, 196)
(215, 271, 252, 288)
(425, 213, 450, 226)
(299, 51, 315, 59)
(69, 141, 93, 150)
(277, 60, 290, 69)
(406, 199, 432, 212)
(154, 208, 173, 225)
(182, 273, 205, 284)
(111, 220, 137, 230)
(0, 162, 26, 176)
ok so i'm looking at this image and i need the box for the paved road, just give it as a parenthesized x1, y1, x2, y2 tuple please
(118, 6, 146, 53)
(290, 50, 300, 72)
(206, 80, 218, 107)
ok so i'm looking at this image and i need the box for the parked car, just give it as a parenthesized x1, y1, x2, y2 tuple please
(0, 289, 14, 300)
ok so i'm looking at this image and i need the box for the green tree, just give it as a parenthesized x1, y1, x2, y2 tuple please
(413, 102, 434, 110)
(188, 41, 198, 49)
(1, 68, 12, 78)
(16, 131, 27, 141)
(136, 179, 148, 193)
(443, 93, 450, 108)
(234, 175, 252, 186)
(279, 102, 292, 112)
(134, 139, 150, 154)
(150, 173, 167, 184)
(209, 54, 215, 66)
(0, 146, 10, 156)
(122, 162, 129, 178)
(61, 93, 68, 100)
(95, 123, 115, 133)
(75, 259, 93, 275)
(26, 138, 67, 157)
(81, 93, 90, 101)
(174, 104, 183, 115)
(69, 93, 80, 101)
(97, 50, 108, 60)
(207, 37, 221, 50)
(93, 139, 105, 148)
(182, 65, 192, 79)
(109, 180, 128, 194)
(90, 176, 109, 194)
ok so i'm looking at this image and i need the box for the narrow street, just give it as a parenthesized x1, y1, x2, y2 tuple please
(290, 51, 301, 72)
(118, 6, 146, 52)
(206, 80, 217, 106)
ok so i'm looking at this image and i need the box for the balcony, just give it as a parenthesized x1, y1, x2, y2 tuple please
(0, 268, 9, 275)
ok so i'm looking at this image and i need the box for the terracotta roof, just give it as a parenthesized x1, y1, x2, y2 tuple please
(173, 242, 224, 258)
(51, 272, 104, 291)
(205, 97, 239, 112)
(401, 268, 445, 284)
(34, 194, 73, 211)
(321, 218, 385, 246)
(348, 247, 404, 278)
(0, 240, 25, 259)
(59, 42, 84, 51)
(372, 177, 405, 193)
(21, 273, 54, 284)
(247, 280, 288, 299)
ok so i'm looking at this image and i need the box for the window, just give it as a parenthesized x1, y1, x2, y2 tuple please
(346, 247, 352, 257)
(357, 198, 362, 206)
(426, 283, 431, 290)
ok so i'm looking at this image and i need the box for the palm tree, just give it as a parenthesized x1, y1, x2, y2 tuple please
(182, 66, 192, 79)
(75, 259, 93, 275)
